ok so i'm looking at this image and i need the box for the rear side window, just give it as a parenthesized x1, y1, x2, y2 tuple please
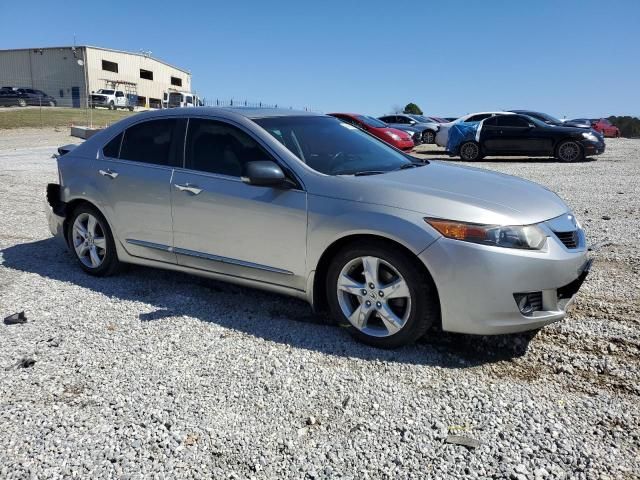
(119, 119, 179, 166)
(103, 133, 123, 158)
(185, 119, 270, 177)
(466, 114, 492, 122)
(497, 116, 529, 127)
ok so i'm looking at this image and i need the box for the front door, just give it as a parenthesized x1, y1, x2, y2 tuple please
(170, 118, 308, 290)
(95, 118, 184, 263)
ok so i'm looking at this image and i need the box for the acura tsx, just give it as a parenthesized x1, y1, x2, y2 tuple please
(46, 108, 591, 348)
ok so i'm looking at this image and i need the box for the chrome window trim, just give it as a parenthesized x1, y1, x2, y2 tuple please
(126, 239, 293, 275)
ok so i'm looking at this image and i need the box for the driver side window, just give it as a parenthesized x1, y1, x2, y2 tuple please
(185, 119, 272, 177)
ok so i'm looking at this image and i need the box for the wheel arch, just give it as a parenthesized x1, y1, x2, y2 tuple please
(311, 233, 441, 322)
(62, 198, 110, 246)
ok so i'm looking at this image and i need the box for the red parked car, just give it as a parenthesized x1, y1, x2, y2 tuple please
(592, 118, 620, 138)
(328, 113, 415, 151)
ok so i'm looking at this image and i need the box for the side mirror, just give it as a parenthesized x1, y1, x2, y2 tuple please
(242, 161, 288, 187)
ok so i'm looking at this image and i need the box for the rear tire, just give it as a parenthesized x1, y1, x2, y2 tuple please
(556, 140, 583, 162)
(459, 141, 482, 161)
(17, 98, 27, 107)
(66, 204, 121, 277)
(326, 240, 439, 349)
(48, 100, 56, 107)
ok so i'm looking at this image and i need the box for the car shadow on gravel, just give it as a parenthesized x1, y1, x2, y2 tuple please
(2, 238, 537, 368)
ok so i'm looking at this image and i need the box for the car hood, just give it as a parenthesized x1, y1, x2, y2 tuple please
(321, 161, 569, 225)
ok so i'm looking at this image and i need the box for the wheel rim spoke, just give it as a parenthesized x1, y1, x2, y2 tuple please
(75, 242, 89, 258)
(337, 274, 365, 296)
(87, 215, 98, 236)
(361, 256, 379, 286)
(349, 303, 372, 330)
(74, 223, 88, 240)
(93, 237, 106, 250)
(89, 246, 101, 267)
(381, 278, 410, 300)
(377, 304, 403, 335)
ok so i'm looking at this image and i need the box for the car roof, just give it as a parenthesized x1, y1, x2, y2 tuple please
(120, 107, 324, 122)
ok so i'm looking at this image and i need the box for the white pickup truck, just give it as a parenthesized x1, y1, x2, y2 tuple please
(89, 89, 136, 111)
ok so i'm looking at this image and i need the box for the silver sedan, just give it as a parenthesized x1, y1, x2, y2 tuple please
(46, 108, 590, 348)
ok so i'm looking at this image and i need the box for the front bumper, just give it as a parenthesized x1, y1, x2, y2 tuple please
(580, 139, 605, 156)
(395, 139, 415, 151)
(419, 235, 590, 335)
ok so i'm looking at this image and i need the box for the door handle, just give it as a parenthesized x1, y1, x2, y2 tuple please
(99, 169, 119, 179)
(174, 183, 202, 195)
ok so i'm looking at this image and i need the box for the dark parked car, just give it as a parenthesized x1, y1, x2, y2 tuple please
(378, 114, 439, 144)
(455, 114, 605, 162)
(2, 87, 56, 106)
(0, 89, 27, 107)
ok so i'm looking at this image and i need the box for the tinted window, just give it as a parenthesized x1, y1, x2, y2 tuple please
(103, 132, 123, 158)
(378, 116, 394, 123)
(483, 117, 498, 126)
(120, 119, 178, 166)
(255, 116, 413, 176)
(115, 91, 124, 97)
(465, 114, 492, 122)
(185, 119, 270, 177)
(497, 116, 530, 127)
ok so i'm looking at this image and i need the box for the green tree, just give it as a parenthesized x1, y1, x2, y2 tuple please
(403, 103, 423, 115)
(608, 116, 640, 138)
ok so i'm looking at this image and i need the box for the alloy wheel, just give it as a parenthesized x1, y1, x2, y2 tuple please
(336, 256, 412, 338)
(558, 141, 580, 162)
(423, 131, 435, 143)
(460, 142, 479, 160)
(71, 213, 107, 268)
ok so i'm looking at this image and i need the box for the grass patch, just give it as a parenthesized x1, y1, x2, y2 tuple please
(0, 107, 136, 129)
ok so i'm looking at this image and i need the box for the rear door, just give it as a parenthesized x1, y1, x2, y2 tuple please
(170, 117, 308, 290)
(94, 118, 185, 263)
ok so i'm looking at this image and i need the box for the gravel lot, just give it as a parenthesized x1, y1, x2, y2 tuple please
(1, 128, 639, 479)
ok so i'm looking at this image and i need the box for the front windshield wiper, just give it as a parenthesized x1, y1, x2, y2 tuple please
(333, 170, 386, 176)
(395, 162, 425, 170)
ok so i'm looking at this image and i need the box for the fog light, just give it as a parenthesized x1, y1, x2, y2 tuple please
(513, 292, 542, 316)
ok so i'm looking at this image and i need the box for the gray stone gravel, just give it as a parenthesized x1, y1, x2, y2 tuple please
(0, 128, 639, 479)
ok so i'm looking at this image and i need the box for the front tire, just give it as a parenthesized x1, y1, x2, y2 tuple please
(459, 141, 482, 161)
(556, 140, 583, 162)
(326, 240, 439, 348)
(67, 205, 121, 276)
(109, 101, 115, 110)
(17, 98, 27, 107)
(423, 130, 436, 144)
(48, 100, 56, 107)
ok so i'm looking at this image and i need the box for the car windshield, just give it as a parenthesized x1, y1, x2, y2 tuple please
(409, 115, 432, 123)
(356, 115, 387, 128)
(254, 116, 414, 175)
(97, 89, 114, 95)
(533, 112, 562, 125)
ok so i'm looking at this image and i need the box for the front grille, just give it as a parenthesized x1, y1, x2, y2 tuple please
(554, 230, 578, 249)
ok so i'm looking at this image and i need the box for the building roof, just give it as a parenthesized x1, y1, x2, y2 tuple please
(0, 45, 190, 74)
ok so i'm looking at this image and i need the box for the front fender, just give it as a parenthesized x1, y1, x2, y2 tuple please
(306, 195, 439, 272)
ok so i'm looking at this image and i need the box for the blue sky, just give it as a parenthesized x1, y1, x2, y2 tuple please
(1, 0, 638, 118)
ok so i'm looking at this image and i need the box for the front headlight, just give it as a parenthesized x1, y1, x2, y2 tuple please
(582, 132, 598, 141)
(425, 218, 547, 250)
(385, 131, 401, 141)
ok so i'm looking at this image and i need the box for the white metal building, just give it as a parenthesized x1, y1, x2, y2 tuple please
(0, 46, 192, 108)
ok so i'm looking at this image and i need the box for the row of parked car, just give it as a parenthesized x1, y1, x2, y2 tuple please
(328, 110, 617, 162)
(0, 86, 57, 107)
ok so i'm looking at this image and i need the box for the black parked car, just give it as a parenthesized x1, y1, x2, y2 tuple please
(456, 114, 605, 162)
(0, 89, 27, 107)
(1, 87, 56, 106)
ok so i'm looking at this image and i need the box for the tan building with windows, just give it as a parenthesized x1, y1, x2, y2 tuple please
(0, 45, 192, 108)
